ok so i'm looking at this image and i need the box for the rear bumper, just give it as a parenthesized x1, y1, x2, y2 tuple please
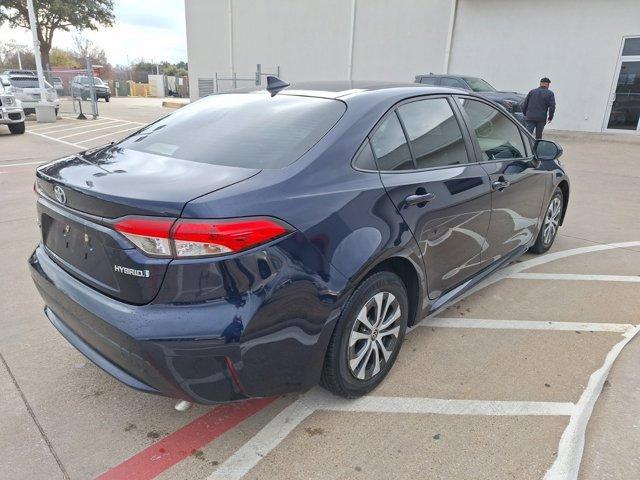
(29, 243, 342, 404)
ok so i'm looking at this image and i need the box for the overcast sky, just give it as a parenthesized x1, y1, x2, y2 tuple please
(1, 0, 187, 66)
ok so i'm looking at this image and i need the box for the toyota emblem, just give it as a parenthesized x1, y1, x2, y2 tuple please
(53, 185, 67, 204)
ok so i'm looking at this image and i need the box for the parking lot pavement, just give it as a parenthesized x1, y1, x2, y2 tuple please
(0, 117, 639, 480)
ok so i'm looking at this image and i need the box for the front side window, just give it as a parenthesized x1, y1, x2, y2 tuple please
(458, 98, 527, 160)
(397, 98, 468, 169)
(370, 112, 413, 171)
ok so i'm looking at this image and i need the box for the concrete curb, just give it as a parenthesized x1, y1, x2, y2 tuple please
(162, 100, 189, 109)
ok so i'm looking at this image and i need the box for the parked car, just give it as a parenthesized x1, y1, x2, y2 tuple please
(2, 69, 36, 77)
(415, 74, 526, 122)
(2, 74, 59, 116)
(51, 76, 64, 93)
(70, 75, 111, 102)
(29, 80, 568, 404)
(0, 77, 25, 134)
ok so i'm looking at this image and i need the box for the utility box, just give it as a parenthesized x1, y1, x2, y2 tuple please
(35, 103, 57, 123)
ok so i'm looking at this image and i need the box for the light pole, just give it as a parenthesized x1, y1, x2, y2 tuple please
(26, 0, 54, 121)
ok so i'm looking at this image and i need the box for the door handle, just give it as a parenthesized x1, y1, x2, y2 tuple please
(405, 192, 435, 206)
(491, 179, 511, 191)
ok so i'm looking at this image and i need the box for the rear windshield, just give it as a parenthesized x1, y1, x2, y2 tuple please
(9, 76, 53, 88)
(79, 77, 104, 85)
(119, 93, 346, 169)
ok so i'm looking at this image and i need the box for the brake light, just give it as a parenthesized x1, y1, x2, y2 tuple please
(113, 216, 291, 258)
(114, 217, 174, 257)
(173, 218, 291, 257)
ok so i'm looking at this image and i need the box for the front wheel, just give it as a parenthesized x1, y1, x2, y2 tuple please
(105, 96, 110, 102)
(530, 188, 564, 254)
(321, 271, 408, 398)
(8, 122, 25, 134)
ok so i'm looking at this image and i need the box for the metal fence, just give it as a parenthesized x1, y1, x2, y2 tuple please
(197, 64, 281, 98)
(43, 66, 100, 119)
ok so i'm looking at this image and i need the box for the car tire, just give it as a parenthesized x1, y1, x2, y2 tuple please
(530, 188, 564, 254)
(8, 122, 25, 134)
(321, 271, 408, 398)
(105, 96, 110, 102)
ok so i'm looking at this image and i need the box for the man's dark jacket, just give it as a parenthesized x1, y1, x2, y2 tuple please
(522, 87, 556, 121)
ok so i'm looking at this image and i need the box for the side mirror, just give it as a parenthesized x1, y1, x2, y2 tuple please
(534, 139, 563, 161)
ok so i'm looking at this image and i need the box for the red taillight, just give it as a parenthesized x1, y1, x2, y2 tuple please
(172, 218, 290, 257)
(114, 217, 174, 257)
(113, 216, 291, 258)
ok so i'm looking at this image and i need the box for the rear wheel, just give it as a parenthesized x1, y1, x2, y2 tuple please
(8, 122, 25, 134)
(530, 188, 563, 254)
(321, 271, 408, 398)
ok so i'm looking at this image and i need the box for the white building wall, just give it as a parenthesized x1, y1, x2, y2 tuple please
(351, 0, 451, 81)
(450, 0, 640, 132)
(185, 0, 452, 98)
(185, 0, 232, 100)
(185, 0, 640, 133)
(232, 0, 352, 81)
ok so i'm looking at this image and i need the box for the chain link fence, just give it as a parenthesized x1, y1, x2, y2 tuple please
(197, 64, 281, 98)
(43, 67, 101, 119)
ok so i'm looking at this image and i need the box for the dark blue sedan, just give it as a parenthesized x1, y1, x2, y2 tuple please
(29, 80, 569, 404)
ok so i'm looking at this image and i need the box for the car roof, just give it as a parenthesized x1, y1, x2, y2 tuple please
(237, 80, 464, 100)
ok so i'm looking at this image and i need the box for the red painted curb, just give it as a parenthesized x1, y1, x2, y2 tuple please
(95, 397, 276, 480)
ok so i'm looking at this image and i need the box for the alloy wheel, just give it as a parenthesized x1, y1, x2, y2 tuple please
(348, 291, 402, 380)
(543, 196, 562, 245)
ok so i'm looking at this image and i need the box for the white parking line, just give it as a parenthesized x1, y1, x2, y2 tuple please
(211, 387, 576, 480)
(30, 119, 121, 135)
(0, 160, 46, 168)
(509, 272, 640, 282)
(56, 122, 131, 139)
(209, 240, 640, 480)
(76, 126, 141, 144)
(98, 115, 147, 126)
(26, 130, 84, 149)
(544, 324, 640, 480)
(420, 318, 632, 333)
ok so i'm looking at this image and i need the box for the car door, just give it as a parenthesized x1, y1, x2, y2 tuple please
(370, 96, 492, 299)
(456, 96, 547, 264)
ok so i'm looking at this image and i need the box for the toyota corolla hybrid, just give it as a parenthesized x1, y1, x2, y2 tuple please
(29, 79, 569, 404)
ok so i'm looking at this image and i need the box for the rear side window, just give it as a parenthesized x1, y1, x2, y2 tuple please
(458, 98, 527, 160)
(397, 98, 468, 169)
(418, 77, 438, 86)
(441, 77, 467, 89)
(370, 112, 414, 171)
(118, 93, 346, 169)
(353, 141, 377, 170)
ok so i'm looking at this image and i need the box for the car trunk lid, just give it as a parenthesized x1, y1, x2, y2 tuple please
(35, 147, 260, 304)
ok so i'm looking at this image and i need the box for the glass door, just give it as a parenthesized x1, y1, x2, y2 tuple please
(606, 60, 640, 131)
(606, 37, 640, 133)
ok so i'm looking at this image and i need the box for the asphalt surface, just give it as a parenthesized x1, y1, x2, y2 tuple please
(0, 97, 639, 480)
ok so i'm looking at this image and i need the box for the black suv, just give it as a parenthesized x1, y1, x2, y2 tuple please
(415, 74, 525, 121)
(70, 75, 111, 102)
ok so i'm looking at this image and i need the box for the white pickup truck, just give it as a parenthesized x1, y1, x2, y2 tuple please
(0, 77, 25, 134)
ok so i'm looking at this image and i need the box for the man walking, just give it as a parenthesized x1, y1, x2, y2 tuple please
(522, 77, 556, 139)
